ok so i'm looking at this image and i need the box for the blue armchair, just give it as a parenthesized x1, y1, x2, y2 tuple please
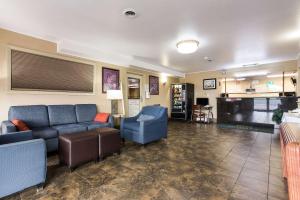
(0, 131, 47, 198)
(121, 106, 168, 144)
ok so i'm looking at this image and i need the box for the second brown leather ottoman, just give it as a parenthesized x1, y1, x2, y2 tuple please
(59, 131, 98, 170)
(94, 127, 121, 160)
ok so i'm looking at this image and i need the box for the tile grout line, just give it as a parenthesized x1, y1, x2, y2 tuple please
(227, 132, 260, 199)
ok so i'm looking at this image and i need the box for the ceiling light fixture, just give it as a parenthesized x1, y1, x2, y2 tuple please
(123, 8, 137, 18)
(282, 30, 300, 40)
(176, 40, 199, 54)
(242, 63, 259, 67)
(267, 73, 297, 78)
(234, 70, 268, 78)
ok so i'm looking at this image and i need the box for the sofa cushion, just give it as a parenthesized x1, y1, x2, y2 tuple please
(11, 119, 30, 131)
(123, 122, 140, 133)
(94, 113, 109, 123)
(80, 121, 110, 130)
(75, 104, 97, 123)
(32, 127, 58, 140)
(8, 105, 49, 128)
(52, 124, 87, 135)
(48, 105, 77, 126)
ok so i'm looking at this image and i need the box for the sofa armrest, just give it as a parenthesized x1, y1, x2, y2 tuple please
(0, 139, 47, 198)
(1, 120, 17, 134)
(143, 118, 166, 126)
(108, 115, 114, 127)
(0, 130, 33, 145)
(123, 116, 138, 122)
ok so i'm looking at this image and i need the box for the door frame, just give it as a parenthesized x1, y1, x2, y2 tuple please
(126, 73, 144, 117)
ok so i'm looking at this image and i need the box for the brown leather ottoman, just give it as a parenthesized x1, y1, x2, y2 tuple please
(59, 131, 98, 171)
(93, 127, 121, 160)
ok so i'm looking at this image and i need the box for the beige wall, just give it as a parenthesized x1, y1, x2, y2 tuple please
(0, 28, 178, 122)
(298, 54, 300, 95)
(224, 76, 295, 94)
(181, 60, 298, 118)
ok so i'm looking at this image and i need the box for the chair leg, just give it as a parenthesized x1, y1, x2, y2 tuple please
(36, 183, 44, 192)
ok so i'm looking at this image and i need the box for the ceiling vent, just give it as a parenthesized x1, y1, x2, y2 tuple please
(204, 56, 213, 62)
(123, 8, 137, 18)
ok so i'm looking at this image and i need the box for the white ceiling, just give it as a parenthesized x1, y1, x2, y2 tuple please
(1, 0, 300, 76)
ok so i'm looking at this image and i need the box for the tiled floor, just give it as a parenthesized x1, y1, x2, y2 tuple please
(5, 122, 288, 200)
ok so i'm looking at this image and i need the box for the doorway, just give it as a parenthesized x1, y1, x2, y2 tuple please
(127, 74, 143, 117)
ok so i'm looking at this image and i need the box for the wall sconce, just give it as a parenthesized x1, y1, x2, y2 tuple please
(161, 73, 168, 86)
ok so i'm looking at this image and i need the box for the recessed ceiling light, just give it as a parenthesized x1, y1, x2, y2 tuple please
(204, 56, 213, 62)
(123, 8, 137, 18)
(176, 40, 199, 54)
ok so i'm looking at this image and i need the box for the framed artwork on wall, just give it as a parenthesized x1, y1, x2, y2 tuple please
(149, 75, 159, 95)
(203, 78, 217, 90)
(102, 67, 120, 93)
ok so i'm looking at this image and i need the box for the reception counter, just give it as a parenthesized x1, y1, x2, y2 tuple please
(217, 97, 298, 128)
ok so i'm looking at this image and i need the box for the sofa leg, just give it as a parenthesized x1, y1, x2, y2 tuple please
(98, 156, 104, 161)
(36, 183, 44, 192)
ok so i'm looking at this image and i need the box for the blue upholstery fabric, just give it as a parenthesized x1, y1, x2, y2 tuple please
(123, 122, 140, 132)
(0, 131, 33, 145)
(80, 121, 110, 130)
(75, 104, 97, 123)
(141, 105, 164, 117)
(45, 138, 58, 153)
(32, 127, 58, 139)
(108, 115, 114, 127)
(8, 105, 49, 128)
(52, 124, 87, 135)
(0, 139, 46, 198)
(48, 105, 77, 126)
(137, 114, 155, 122)
(3, 104, 113, 152)
(121, 106, 168, 144)
(1, 120, 17, 134)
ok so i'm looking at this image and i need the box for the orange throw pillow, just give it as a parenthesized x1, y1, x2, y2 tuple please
(94, 113, 110, 123)
(11, 119, 30, 131)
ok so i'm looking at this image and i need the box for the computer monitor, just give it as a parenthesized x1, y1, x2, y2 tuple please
(196, 98, 209, 106)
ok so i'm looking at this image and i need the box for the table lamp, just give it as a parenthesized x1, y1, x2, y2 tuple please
(107, 90, 123, 115)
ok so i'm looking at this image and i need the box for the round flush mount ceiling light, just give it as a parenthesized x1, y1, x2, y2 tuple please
(123, 8, 137, 18)
(176, 40, 199, 54)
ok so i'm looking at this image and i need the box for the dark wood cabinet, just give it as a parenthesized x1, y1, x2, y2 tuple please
(217, 97, 298, 128)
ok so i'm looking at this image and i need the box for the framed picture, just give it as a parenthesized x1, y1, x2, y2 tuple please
(102, 67, 120, 93)
(203, 78, 217, 90)
(149, 75, 159, 95)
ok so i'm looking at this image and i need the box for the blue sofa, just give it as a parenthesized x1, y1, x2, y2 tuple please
(121, 106, 168, 144)
(0, 131, 47, 198)
(1, 104, 113, 152)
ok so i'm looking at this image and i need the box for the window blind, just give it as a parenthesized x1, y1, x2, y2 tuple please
(11, 50, 94, 93)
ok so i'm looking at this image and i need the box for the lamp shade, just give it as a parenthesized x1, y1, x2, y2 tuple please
(106, 90, 123, 100)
